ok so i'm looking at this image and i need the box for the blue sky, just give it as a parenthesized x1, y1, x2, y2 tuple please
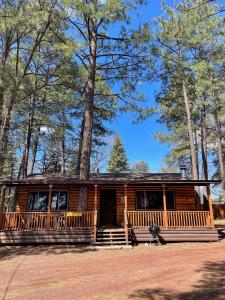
(108, 1, 172, 172)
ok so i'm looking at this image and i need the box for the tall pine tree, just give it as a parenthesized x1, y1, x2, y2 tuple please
(132, 160, 150, 173)
(107, 135, 129, 173)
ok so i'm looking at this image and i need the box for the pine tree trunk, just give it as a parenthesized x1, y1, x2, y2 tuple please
(0, 90, 3, 129)
(60, 137, 65, 174)
(201, 106, 208, 181)
(78, 19, 97, 211)
(59, 112, 66, 174)
(182, 79, 198, 180)
(200, 105, 210, 204)
(0, 95, 15, 172)
(0, 31, 15, 174)
(18, 95, 35, 179)
(76, 117, 85, 175)
(214, 107, 225, 201)
(28, 128, 40, 175)
(28, 93, 46, 175)
(194, 129, 199, 179)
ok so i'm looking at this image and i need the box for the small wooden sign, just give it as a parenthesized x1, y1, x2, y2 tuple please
(66, 212, 82, 217)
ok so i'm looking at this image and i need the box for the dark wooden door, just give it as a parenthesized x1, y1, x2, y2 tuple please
(100, 190, 116, 226)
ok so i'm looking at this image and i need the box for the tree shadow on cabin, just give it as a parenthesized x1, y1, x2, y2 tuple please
(0, 244, 98, 261)
(128, 260, 225, 300)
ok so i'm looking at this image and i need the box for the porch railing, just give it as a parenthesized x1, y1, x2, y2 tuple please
(127, 211, 164, 228)
(126, 210, 213, 229)
(0, 211, 96, 231)
(167, 211, 212, 228)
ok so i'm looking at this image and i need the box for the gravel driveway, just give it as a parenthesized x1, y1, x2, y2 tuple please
(0, 240, 225, 300)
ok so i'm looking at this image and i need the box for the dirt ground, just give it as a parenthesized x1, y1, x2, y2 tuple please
(1, 240, 225, 300)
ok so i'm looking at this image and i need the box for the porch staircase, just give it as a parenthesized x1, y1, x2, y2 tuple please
(95, 228, 130, 246)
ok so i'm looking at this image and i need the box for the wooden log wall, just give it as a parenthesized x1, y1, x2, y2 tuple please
(125, 185, 196, 212)
(16, 184, 196, 226)
(16, 185, 79, 212)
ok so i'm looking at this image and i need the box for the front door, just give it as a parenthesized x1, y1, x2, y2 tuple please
(100, 190, 116, 226)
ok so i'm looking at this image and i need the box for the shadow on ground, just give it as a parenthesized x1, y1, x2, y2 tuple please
(0, 244, 97, 261)
(129, 260, 225, 300)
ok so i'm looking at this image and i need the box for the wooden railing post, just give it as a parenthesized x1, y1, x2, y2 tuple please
(207, 184, 214, 228)
(47, 184, 53, 229)
(162, 184, 168, 229)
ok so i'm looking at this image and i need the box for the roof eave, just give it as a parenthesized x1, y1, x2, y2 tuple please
(0, 179, 222, 187)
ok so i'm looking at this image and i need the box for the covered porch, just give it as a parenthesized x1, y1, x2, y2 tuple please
(0, 178, 218, 244)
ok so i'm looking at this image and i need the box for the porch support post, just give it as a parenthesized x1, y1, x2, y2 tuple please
(0, 185, 6, 229)
(162, 184, 168, 229)
(94, 185, 98, 211)
(47, 184, 53, 229)
(124, 184, 128, 211)
(93, 184, 98, 244)
(124, 184, 128, 244)
(207, 184, 214, 227)
(0, 185, 6, 213)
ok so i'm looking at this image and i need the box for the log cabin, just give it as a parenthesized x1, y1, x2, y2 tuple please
(0, 172, 220, 245)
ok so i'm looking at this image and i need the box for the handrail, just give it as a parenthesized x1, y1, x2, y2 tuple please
(0, 211, 96, 231)
(126, 210, 213, 229)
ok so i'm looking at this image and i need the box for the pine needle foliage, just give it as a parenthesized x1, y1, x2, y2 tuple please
(107, 134, 129, 173)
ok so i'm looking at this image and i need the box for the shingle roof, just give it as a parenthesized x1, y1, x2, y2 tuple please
(0, 173, 221, 186)
(24, 172, 184, 182)
(1, 173, 220, 185)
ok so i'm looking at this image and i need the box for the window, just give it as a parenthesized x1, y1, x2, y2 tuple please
(27, 191, 68, 211)
(136, 191, 175, 210)
(28, 192, 48, 211)
(51, 191, 68, 211)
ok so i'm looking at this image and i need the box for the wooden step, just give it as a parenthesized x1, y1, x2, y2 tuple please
(97, 228, 125, 232)
(95, 241, 130, 245)
(132, 228, 219, 242)
(96, 228, 129, 245)
(97, 236, 126, 241)
(97, 234, 126, 238)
